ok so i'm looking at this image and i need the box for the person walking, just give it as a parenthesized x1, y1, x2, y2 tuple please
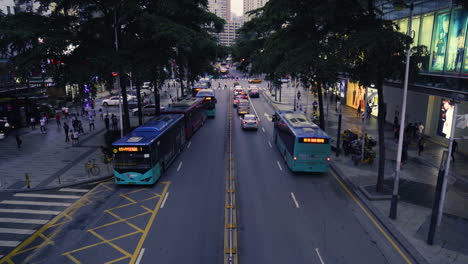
(297, 90, 301, 101)
(366, 104, 372, 120)
(401, 140, 409, 167)
(312, 100, 318, 112)
(73, 130, 80, 145)
(89, 116, 95, 131)
(393, 116, 399, 130)
(418, 136, 425, 156)
(40, 117, 47, 134)
(104, 115, 110, 130)
(357, 105, 362, 119)
(112, 115, 118, 130)
(418, 122, 425, 137)
(452, 140, 458, 162)
(63, 122, 70, 142)
(30, 116, 36, 130)
(78, 120, 84, 134)
(55, 113, 61, 127)
(15, 133, 22, 149)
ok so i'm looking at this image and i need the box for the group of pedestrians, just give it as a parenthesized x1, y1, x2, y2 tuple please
(29, 113, 50, 134)
(104, 113, 119, 131)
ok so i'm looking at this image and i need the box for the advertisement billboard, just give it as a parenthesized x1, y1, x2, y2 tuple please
(437, 99, 455, 139)
(446, 9, 468, 72)
(346, 81, 365, 110)
(430, 12, 450, 72)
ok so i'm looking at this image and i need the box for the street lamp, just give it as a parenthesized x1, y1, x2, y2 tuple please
(389, 0, 414, 220)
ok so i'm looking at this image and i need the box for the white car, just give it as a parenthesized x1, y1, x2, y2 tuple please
(128, 87, 152, 97)
(102, 95, 136, 106)
(241, 114, 258, 130)
(132, 104, 165, 116)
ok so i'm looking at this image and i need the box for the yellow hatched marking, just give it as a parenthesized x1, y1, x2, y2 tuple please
(90, 211, 151, 232)
(63, 253, 81, 264)
(88, 230, 132, 258)
(106, 210, 144, 233)
(105, 255, 130, 264)
(63, 231, 140, 255)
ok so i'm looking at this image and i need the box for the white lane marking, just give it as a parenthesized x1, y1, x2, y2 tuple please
(0, 209, 60, 215)
(14, 193, 81, 199)
(0, 241, 20, 247)
(0, 218, 48, 225)
(0, 200, 72, 207)
(161, 192, 170, 209)
(59, 188, 89, 193)
(262, 127, 265, 133)
(177, 161, 183, 172)
(277, 161, 283, 171)
(268, 141, 272, 148)
(136, 248, 146, 264)
(0, 228, 35, 235)
(290, 192, 300, 208)
(187, 141, 191, 149)
(248, 95, 261, 121)
(264, 113, 271, 121)
(316, 248, 325, 264)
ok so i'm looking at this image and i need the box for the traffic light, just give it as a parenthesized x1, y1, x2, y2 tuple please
(111, 72, 119, 77)
(241, 58, 246, 62)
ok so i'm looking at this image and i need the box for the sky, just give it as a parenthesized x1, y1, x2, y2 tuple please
(231, 0, 243, 16)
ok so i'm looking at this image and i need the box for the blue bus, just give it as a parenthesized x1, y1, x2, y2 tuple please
(191, 82, 209, 96)
(272, 111, 331, 172)
(112, 114, 186, 185)
(195, 89, 217, 117)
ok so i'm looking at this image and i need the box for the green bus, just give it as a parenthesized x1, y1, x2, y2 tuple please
(272, 111, 331, 172)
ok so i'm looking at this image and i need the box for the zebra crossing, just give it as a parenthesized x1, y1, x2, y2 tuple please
(0, 187, 90, 259)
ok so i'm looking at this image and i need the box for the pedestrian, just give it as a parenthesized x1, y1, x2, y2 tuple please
(312, 100, 318, 112)
(72, 130, 79, 146)
(336, 99, 341, 112)
(297, 90, 301, 101)
(99, 108, 104, 120)
(40, 117, 47, 134)
(15, 134, 22, 149)
(63, 122, 70, 142)
(55, 113, 61, 127)
(451, 140, 458, 162)
(78, 120, 84, 134)
(89, 116, 95, 131)
(393, 116, 399, 129)
(418, 122, 425, 137)
(366, 105, 372, 120)
(418, 136, 425, 156)
(394, 125, 400, 142)
(30, 116, 36, 130)
(224, 84, 227, 90)
(43, 113, 48, 125)
(357, 105, 362, 118)
(104, 115, 110, 130)
(218, 82, 221, 89)
(81, 106, 85, 116)
(112, 116, 118, 130)
(401, 140, 409, 167)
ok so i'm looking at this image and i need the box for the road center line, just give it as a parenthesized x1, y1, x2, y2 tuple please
(276, 161, 283, 171)
(290, 192, 300, 208)
(315, 248, 325, 264)
(161, 192, 169, 209)
(187, 141, 191, 149)
(268, 141, 272, 148)
(262, 127, 265, 133)
(177, 161, 183, 172)
(136, 248, 146, 264)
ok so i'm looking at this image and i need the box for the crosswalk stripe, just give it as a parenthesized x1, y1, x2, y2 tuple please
(0, 209, 60, 215)
(0, 241, 20, 247)
(0, 200, 72, 207)
(59, 188, 89, 193)
(0, 218, 48, 225)
(0, 228, 35, 235)
(14, 193, 81, 199)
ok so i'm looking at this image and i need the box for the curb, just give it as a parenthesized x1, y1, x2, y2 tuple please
(0, 175, 112, 193)
(330, 162, 430, 264)
(262, 90, 291, 105)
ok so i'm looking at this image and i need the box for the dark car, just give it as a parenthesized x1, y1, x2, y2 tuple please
(248, 87, 259, 98)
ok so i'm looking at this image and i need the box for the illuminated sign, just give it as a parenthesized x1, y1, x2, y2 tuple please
(117, 147, 141, 152)
(205, 97, 212, 100)
(300, 138, 327, 144)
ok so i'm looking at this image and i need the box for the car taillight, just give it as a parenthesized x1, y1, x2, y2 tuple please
(255, 121, 258, 124)
(293, 156, 297, 160)
(327, 157, 331, 161)
(243, 121, 247, 124)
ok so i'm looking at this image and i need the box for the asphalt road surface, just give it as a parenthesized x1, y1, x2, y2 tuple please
(0, 75, 415, 264)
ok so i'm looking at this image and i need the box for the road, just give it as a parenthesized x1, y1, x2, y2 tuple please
(0, 75, 414, 264)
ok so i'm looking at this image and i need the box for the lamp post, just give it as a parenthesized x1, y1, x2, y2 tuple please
(389, 0, 414, 220)
(113, 11, 123, 138)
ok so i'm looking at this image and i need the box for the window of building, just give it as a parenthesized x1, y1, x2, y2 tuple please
(429, 12, 450, 72)
(411, 16, 420, 47)
(6, 6, 11, 15)
(445, 9, 468, 72)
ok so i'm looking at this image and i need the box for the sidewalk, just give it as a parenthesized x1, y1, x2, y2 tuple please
(263, 86, 468, 264)
(0, 86, 175, 192)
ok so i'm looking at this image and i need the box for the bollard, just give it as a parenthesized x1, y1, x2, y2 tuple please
(25, 173, 30, 189)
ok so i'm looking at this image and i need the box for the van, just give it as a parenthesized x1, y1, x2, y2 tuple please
(237, 99, 250, 115)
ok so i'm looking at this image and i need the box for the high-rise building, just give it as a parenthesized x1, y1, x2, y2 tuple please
(218, 21, 241, 46)
(208, 0, 231, 21)
(243, 0, 269, 22)
(0, 0, 15, 15)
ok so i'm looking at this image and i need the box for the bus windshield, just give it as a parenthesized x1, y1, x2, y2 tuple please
(114, 152, 152, 172)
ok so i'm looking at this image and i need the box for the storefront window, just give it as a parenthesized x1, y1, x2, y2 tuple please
(411, 16, 421, 47)
(366, 87, 379, 117)
(430, 12, 450, 72)
(398, 19, 408, 34)
(445, 9, 468, 72)
(419, 13, 434, 71)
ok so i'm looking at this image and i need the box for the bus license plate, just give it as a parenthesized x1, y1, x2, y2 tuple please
(128, 182, 136, 184)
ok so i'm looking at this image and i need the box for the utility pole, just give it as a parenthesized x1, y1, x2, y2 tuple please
(389, 0, 414, 219)
(114, 10, 123, 138)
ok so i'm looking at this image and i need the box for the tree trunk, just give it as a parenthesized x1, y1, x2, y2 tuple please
(120, 74, 131, 134)
(135, 79, 143, 126)
(317, 82, 325, 130)
(376, 77, 386, 192)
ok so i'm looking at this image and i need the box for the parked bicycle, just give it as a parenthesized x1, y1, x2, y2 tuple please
(85, 159, 100, 176)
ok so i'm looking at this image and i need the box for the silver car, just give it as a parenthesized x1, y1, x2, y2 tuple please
(241, 114, 258, 130)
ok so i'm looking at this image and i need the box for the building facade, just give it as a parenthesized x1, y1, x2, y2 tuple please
(243, 0, 268, 22)
(218, 21, 241, 46)
(208, 0, 231, 21)
(0, 0, 15, 15)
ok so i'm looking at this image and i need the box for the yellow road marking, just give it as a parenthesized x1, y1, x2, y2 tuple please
(129, 182, 171, 263)
(105, 255, 129, 264)
(330, 170, 413, 264)
(88, 229, 132, 257)
(64, 253, 81, 264)
(64, 231, 141, 255)
(0, 182, 111, 264)
(106, 210, 144, 233)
